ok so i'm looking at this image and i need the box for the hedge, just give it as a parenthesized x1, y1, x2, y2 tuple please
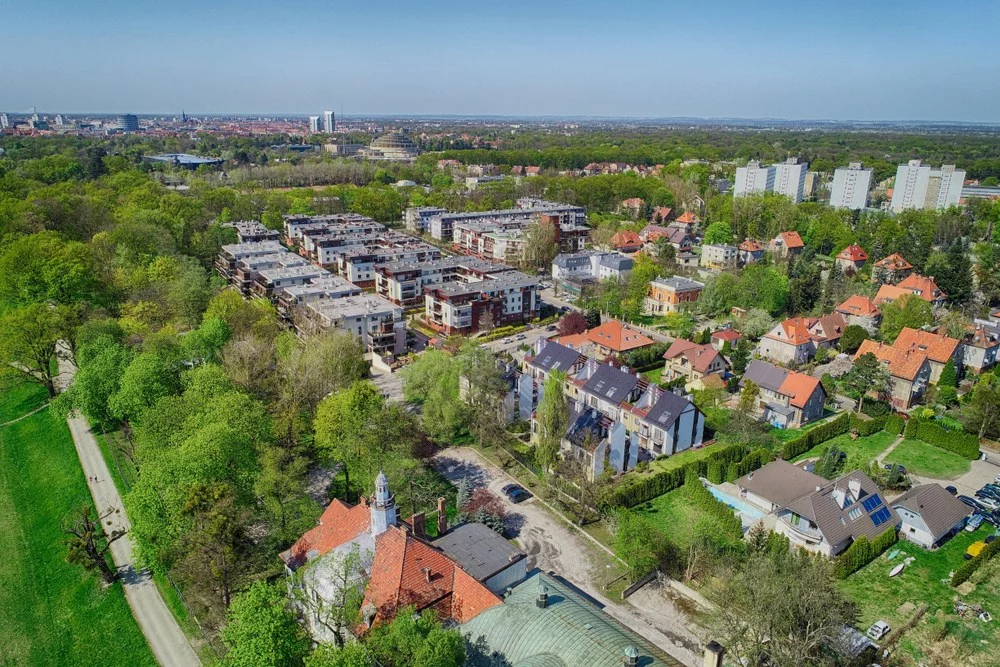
(860, 399, 893, 418)
(683, 477, 743, 539)
(952, 536, 1000, 587)
(852, 414, 887, 437)
(905, 420, 980, 460)
(885, 414, 905, 436)
(780, 413, 853, 460)
(834, 527, 898, 579)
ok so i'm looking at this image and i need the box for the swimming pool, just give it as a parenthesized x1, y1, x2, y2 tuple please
(707, 485, 766, 521)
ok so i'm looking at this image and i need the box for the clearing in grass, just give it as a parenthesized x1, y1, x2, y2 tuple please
(0, 382, 155, 666)
(884, 438, 971, 480)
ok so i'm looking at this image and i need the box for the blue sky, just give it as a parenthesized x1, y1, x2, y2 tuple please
(3, 0, 999, 121)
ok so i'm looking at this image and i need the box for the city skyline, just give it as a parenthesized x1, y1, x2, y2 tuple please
(4, 0, 1000, 123)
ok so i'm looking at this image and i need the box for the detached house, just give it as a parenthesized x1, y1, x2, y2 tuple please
(875, 273, 947, 307)
(740, 360, 826, 428)
(836, 295, 881, 333)
(872, 253, 913, 286)
(966, 321, 1000, 373)
(661, 340, 727, 385)
(891, 484, 971, 549)
(893, 327, 961, 382)
(609, 230, 643, 253)
(854, 339, 932, 409)
(700, 244, 739, 270)
(758, 313, 847, 365)
(640, 224, 694, 253)
(644, 276, 704, 315)
(710, 328, 742, 351)
(769, 231, 805, 258)
(835, 244, 869, 275)
(737, 239, 766, 264)
(585, 319, 654, 360)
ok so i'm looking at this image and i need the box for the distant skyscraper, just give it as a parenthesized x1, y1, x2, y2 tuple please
(772, 157, 808, 203)
(323, 110, 335, 133)
(0, 113, 8, 129)
(734, 160, 776, 197)
(829, 162, 873, 210)
(890, 160, 965, 212)
(309, 115, 321, 133)
(117, 114, 139, 132)
(55, 114, 65, 126)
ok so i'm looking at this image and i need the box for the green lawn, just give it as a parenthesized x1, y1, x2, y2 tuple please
(0, 383, 155, 667)
(770, 410, 840, 443)
(839, 526, 999, 663)
(884, 438, 971, 480)
(636, 443, 721, 477)
(631, 484, 738, 551)
(790, 430, 897, 464)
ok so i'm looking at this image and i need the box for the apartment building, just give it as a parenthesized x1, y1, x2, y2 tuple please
(551, 251, 633, 285)
(644, 276, 704, 315)
(337, 243, 441, 287)
(282, 213, 385, 247)
(215, 240, 286, 282)
(890, 161, 966, 212)
(225, 220, 281, 243)
(375, 256, 512, 307)
(231, 252, 310, 295)
(302, 294, 406, 359)
(700, 244, 739, 270)
(425, 198, 587, 242)
(772, 157, 808, 202)
(250, 264, 328, 301)
(403, 206, 448, 233)
(829, 162, 873, 210)
(734, 160, 775, 197)
(424, 271, 538, 335)
(275, 275, 362, 317)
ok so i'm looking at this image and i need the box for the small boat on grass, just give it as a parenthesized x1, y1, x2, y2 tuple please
(889, 563, 905, 577)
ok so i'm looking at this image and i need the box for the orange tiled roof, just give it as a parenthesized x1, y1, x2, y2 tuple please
(651, 206, 673, 219)
(777, 371, 822, 409)
(775, 231, 804, 248)
(766, 317, 815, 346)
(874, 253, 912, 270)
(896, 273, 946, 301)
(873, 284, 910, 305)
(712, 329, 742, 342)
(662, 339, 723, 374)
(610, 230, 642, 249)
(676, 211, 699, 224)
(586, 319, 654, 352)
(739, 239, 764, 252)
(837, 244, 869, 262)
(283, 498, 371, 567)
(556, 332, 589, 349)
(362, 526, 501, 626)
(837, 294, 881, 317)
(894, 327, 959, 364)
(855, 339, 928, 381)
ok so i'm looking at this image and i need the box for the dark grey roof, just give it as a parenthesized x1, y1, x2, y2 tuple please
(582, 365, 640, 404)
(598, 254, 633, 271)
(553, 253, 595, 269)
(566, 408, 606, 451)
(891, 484, 972, 539)
(432, 523, 524, 581)
(529, 342, 583, 373)
(741, 360, 789, 393)
(784, 470, 898, 545)
(737, 460, 825, 507)
(641, 390, 696, 430)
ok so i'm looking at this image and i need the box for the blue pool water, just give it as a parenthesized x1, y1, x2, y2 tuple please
(707, 485, 766, 521)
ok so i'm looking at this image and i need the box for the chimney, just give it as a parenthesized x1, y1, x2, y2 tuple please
(436, 497, 447, 535)
(410, 512, 426, 538)
(703, 641, 725, 667)
(422, 567, 432, 583)
(623, 646, 639, 667)
(536, 583, 549, 608)
(359, 494, 368, 507)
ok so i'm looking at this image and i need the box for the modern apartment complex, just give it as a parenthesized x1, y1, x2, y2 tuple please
(375, 256, 513, 307)
(829, 162, 873, 210)
(734, 160, 775, 197)
(889, 160, 965, 212)
(421, 198, 587, 242)
(424, 271, 539, 335)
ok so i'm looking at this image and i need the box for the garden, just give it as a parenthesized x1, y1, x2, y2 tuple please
(883, 438, 972, 480)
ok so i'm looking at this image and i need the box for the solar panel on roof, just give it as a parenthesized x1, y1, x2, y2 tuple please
(870, 507, 892, 527)
(861, 494, 883, 512)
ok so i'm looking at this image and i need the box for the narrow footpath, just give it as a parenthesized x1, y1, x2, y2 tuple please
(58, 356, 200, 667)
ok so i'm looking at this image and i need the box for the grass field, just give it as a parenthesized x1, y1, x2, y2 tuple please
(790, 430, 897, 464)
(883, 438, 972, 480)
(840, 525, 998, 664)
(0, 382, 155, 667)
(636, 443, 721, 477)
(631, 483, 735, 551)
(770, 410, 840, 443)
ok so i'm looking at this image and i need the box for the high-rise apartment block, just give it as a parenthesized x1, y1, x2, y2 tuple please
(734, 160, 775, 197)
(772, 158, 808, 202)
(323, 110, 335, 133)
(890, 160, 965, 212)
(829, 162, 873, 210)
(117, 114, 139, 132)
(0, 114, 8, 129)
(309, 115, 321, 133)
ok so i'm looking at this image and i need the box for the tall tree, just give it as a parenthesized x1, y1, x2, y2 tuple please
(222, 581, 310, 667)
(0, 302, 64, 397)
(63, 505, 128, 584)
(458, 343, 509, 448)
(843, 352, 890, 414)
(557, 311, 588, 336)
(535, 370, 569, 473)
(879, 293, 934, 342)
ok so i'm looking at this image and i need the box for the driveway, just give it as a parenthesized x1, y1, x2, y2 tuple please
(911, 454, 1000, 499)
(432, 447, 704, 667)
(481, 326, 553, 355)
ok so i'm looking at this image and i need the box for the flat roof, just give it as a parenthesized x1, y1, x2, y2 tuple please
(432, 523, 524, 581)
(144, 153, 223, 165)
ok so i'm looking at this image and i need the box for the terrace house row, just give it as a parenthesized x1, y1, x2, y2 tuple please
(413, 198, 587, 239)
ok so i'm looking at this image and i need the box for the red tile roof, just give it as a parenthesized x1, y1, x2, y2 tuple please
(837, 244, 869, 262)
(282, 498, 371, 567)
(855, 340, 928, 381)
(777, 372, 823, 409)
(896, 273, 946, 301)
(874, 253, 912, 270)
(651, 206, 673, 220)
(610, 230, 642, 250)
(675, 211, 699, 224)
(362, 526, 501, 626)
(893, 327, 959, 364)
(775, 231, 804, 248)
(586, 319, 654, 352)
(662, 339, 724, 373)
(739, 239, 764, 252)
(711, 329, 742, 342)
(837, 294, 881, 318)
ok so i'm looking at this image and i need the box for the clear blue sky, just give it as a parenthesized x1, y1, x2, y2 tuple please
(3, 0, 999, 121)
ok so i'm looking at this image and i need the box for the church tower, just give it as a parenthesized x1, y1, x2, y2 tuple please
(370, 471, 397, 537)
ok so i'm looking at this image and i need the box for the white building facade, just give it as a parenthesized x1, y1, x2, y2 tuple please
(829, 162, 873, 210)
(772, 158, 808, 202)
(890, 161, 966, 212)
(734, 160, 775, 197)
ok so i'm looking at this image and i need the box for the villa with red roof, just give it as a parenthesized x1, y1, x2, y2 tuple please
(585, 319, 654, 359)
(738, 239, 766, 264)
(874, 273, 947, 307)
(872, 253, 913, 286)
(758, 313, 847, 365)
(768, 231, 804, 258)
(674, 210, 700, 227)
(835, 244, 869, 275)
(740, 360, 826, 428)
(854, 340, 931, 409)
(609, 229, 643, 253)
(661, 340, 727, 385)
(710, 328, 742, 351)
(836, 295, 881, 332)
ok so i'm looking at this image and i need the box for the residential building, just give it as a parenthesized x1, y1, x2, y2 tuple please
(737, 239, 766, 264)
(404, 206, 448, 233)
(874, 273, 947, 307)
(829, 162, 873, 210)
(375, 256, 512, 307)
(597, 254, 633, 281)
(758, 314, 847, 365)
(737, 460, 827, 514)
(424, 271, 538, 335)
(431, 523, 527, 595)
(225, 220, 280, 244)
(323, 110, 335, 133)
(619, 197, 645, 218)
(215, 240, 286, 283)
(644, 276, 704, 315)
(769, 231, 805, 258)
(609, 230, 642, 253)
(302, 294, 406, 359)
(836, 295, 881, 332)
(890, 161, 966, 212)
(640, 223, 693, 252)
(854, 339, 931, 409)
(460, 572, 683, 667)
(772, 157, 808, 202)
(740, 360, 826, 428)
(251, 264, 328, 301)
(966, 321, 1000, 373)
(425, 199, 587, 242)
(700, 244, 738, 270)
(308, 115, 321, 133)
(323, 142, 363, 156)
(734, 160, 776, 197)
(661, 340, 727, 385)
(338, 243, 441, 287)
(710, 328, 742, 351)
(651, 206, 674, 222)
(889, 327, 961, 383)
(275, 275, 362, 316)
(891, 484, 972, 549)
(871, 253, 913, 286)
(584, 319, 654, 360)
(674, 210, 700, 228)
(835, 244, 869, 275)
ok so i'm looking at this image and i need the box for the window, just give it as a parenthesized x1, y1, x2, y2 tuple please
(848, 507, 863, 521)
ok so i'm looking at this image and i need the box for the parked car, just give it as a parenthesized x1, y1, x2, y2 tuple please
(866, 621, 891, 641)
(987, 534, 998, 544)
(966, 514, 984, 532)
(501, 337, 512, 344)
(502, 483, 532, 504)
(958, 495, 983, 511)
(984, 512, 1000, 528)
(946, 486, 958, 495)
(884, 463, 906, 474)
(515, 334, 528, 341)
(546, 324, 557, 332)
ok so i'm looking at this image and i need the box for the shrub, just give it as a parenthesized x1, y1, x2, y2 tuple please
(780, 413, 852, 460)
(952, 536, 1000, 587)
(860, 399, 892, 418)
(683, 476, 743, 540)
(852, 414, 887, 437)
(885, 414, 905, 435)
(908, 420, 980, 459)
(834, 527, 898, 579)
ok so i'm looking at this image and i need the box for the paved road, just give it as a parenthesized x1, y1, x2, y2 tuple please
(432, 447, 704, 667)
(59, 356, 200, 667)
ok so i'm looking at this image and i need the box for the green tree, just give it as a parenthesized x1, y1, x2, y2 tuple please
(108, 351, 180, 423)
(739, 379, 760, 413)
(879, 293, 934, 342)
(731, 339, 751, 375)
(520, 220, 559, 273)
(222, 581, 310, 667)
(843, 352, 890, 414)
(838, 325, 868, 354)
(63, 505, 128, 584)
(612, 510, 672, 578)
(458, 343, 509, 448)
(535, 370, 569, 473)
(64, 336, 132, 425)
(703, 221, 733, 245)
(939, 358, 958, 388)
(0, 302, 64, 397)
(962, 372, 1000, 438)
(623, 253, 659, 320)
(402, 350, 466, 442)
(361, 608, 465, 667)
(314, 381, 387, 499)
